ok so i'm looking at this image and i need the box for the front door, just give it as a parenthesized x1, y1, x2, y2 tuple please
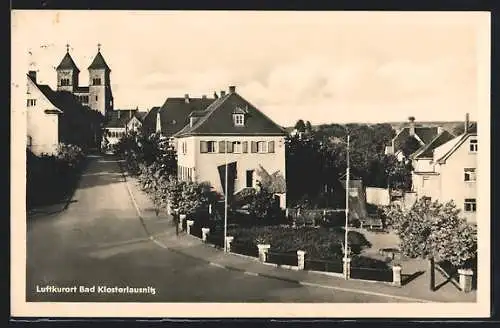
(246, 170, 254, 188)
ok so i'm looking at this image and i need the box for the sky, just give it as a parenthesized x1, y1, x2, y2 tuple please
(12, 11, 489, 126)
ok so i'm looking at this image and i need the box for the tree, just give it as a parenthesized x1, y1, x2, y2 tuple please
(294, 119, 306, 133)
(177, 181, 208, 217)
(383, 198, 477, 290)
(248, 182, 280, 219)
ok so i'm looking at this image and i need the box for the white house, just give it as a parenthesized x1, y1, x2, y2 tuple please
(411, 114, 477, 223)
(173, 85, 288, 208)
(103, 109, 147, 145)
(26, 71, 99, 155)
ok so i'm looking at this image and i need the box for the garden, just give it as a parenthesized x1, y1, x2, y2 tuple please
(27, 143, 86, 211)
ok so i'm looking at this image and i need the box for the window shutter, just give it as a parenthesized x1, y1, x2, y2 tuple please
(227, 141, 234, 153)
(268, 141, 275, 153)
(251, 141, 257, 153)
(200, 141, 208, 153)
(219, 141, 226, 153)
(242, 141, 248, 153)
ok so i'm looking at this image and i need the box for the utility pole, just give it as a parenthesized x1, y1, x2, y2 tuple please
(224, 140, 229, 252)
(344, 135, 350, 263)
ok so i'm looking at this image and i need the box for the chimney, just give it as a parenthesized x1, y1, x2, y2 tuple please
(408, 116, 416, 136)
(184, 94, 190, 103)
(190, 116, 196, 127)
(465, 113, 470, 134)
(28, 71, 37, 83)
(129, 110, 132, 119)
(437, 126, 443, 134)
(117, 110, 121, 119)
(220, 90, 226, 97)
(229, 85, 236, 94)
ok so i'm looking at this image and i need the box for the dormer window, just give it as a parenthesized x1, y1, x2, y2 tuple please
(233, 114, 245, 126)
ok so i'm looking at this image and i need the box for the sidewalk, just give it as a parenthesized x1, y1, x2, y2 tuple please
(121, 166, 476, 303)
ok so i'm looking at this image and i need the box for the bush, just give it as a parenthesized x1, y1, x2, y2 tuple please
(227, 225, 371, 261)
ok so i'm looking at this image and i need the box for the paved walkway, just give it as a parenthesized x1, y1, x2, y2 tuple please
(121, 162, 476, 303)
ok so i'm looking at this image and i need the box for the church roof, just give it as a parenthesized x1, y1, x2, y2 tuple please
(88, 51, 111, 70)
(56, 52, 80, 73)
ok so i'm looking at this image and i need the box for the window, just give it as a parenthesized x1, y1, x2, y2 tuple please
(60, 78, 70, 86)
(464, 198, 477, 212)
(233, 141, 242, 153)
(257, 141, 267, 153)
(182, 142, 187, 155)
(27, 99, 36, 107)
(27, 135, 32, 150)
(95, 95, 98, 101)
(233, 114, 245, 126)
(464, 168, 476, 182)
(92, 78, 102, 85)
(469, 139, 478, 152)
(200, 141, 217, 153)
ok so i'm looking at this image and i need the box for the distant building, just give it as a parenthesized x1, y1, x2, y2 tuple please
(55, 44, 114, 116)
(411, 113, 477, 223)
(385, 117, 443, 161)
(173, 85, 288, 208)
(103, 109, 147, 145)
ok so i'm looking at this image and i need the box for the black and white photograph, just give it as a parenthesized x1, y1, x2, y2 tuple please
(11, 10, 490, 318)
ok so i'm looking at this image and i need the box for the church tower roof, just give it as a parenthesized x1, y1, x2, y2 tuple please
(88, 44, 111, 71)
(56, 44, 80, 73)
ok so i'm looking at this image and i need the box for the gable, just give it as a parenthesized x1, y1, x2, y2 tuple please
(175, 93, 287, 137)
(437, 133, 477, 164)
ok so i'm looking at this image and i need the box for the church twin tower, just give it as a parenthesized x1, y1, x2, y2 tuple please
(56, 44, 114, 116)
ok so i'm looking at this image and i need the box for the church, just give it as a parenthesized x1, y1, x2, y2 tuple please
(26, 44, 144, 155)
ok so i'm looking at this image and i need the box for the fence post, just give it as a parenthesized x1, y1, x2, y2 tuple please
(297, 250, 306, 270)
(225, 236, 234, 252)
(201, 227, 210, 242)
(458, 268, 474, 293)
(343, 257, 351, 280)
(257, 244, 271, 263)
(186, 220, 194, 235)
(392, 264, 402, 287)
(285, 208, 289, 217)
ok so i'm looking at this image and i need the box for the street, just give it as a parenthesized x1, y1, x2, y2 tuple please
(27, 154, 409, 303)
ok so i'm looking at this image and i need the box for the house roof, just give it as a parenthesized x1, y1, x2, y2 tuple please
(434, 127, 478, 164)
(413, 130, 455, 159)
(142, 97, 215, 137)
(104, 109, 143, 128)
(28, 74, 94, 119)
(88, 51, 111, 70)
(174, 92, 288, 137)
(56, 52, 80, 73)
(391, 125, 440, 152)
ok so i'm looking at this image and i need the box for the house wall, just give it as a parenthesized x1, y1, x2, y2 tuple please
(126, 117, 142, 132)
(412, 158, 434, 172)
(365, 187, 390, 206)
(26, 78, 60, 155)
(438, 134, 477, 223)
(411, 173, 441, 201)
(177, 135, 287, 207)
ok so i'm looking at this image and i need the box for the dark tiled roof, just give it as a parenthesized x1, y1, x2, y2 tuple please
(142, 98, 215, 137)
(415, 127, 439, 144)
(56, 52, 80, 72)
(141, 106, 161, 136)
(88, 51, 111, 70)
(415, 130, 455, 158)
(36, 84, 85, 113)
(104, 110, 138, 128)
(175, 92, 288, 137)
(135, 111, 148, 121)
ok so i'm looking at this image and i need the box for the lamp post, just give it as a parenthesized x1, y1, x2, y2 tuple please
(224, 140, 229, 252)
(344, 135, 350, 262)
